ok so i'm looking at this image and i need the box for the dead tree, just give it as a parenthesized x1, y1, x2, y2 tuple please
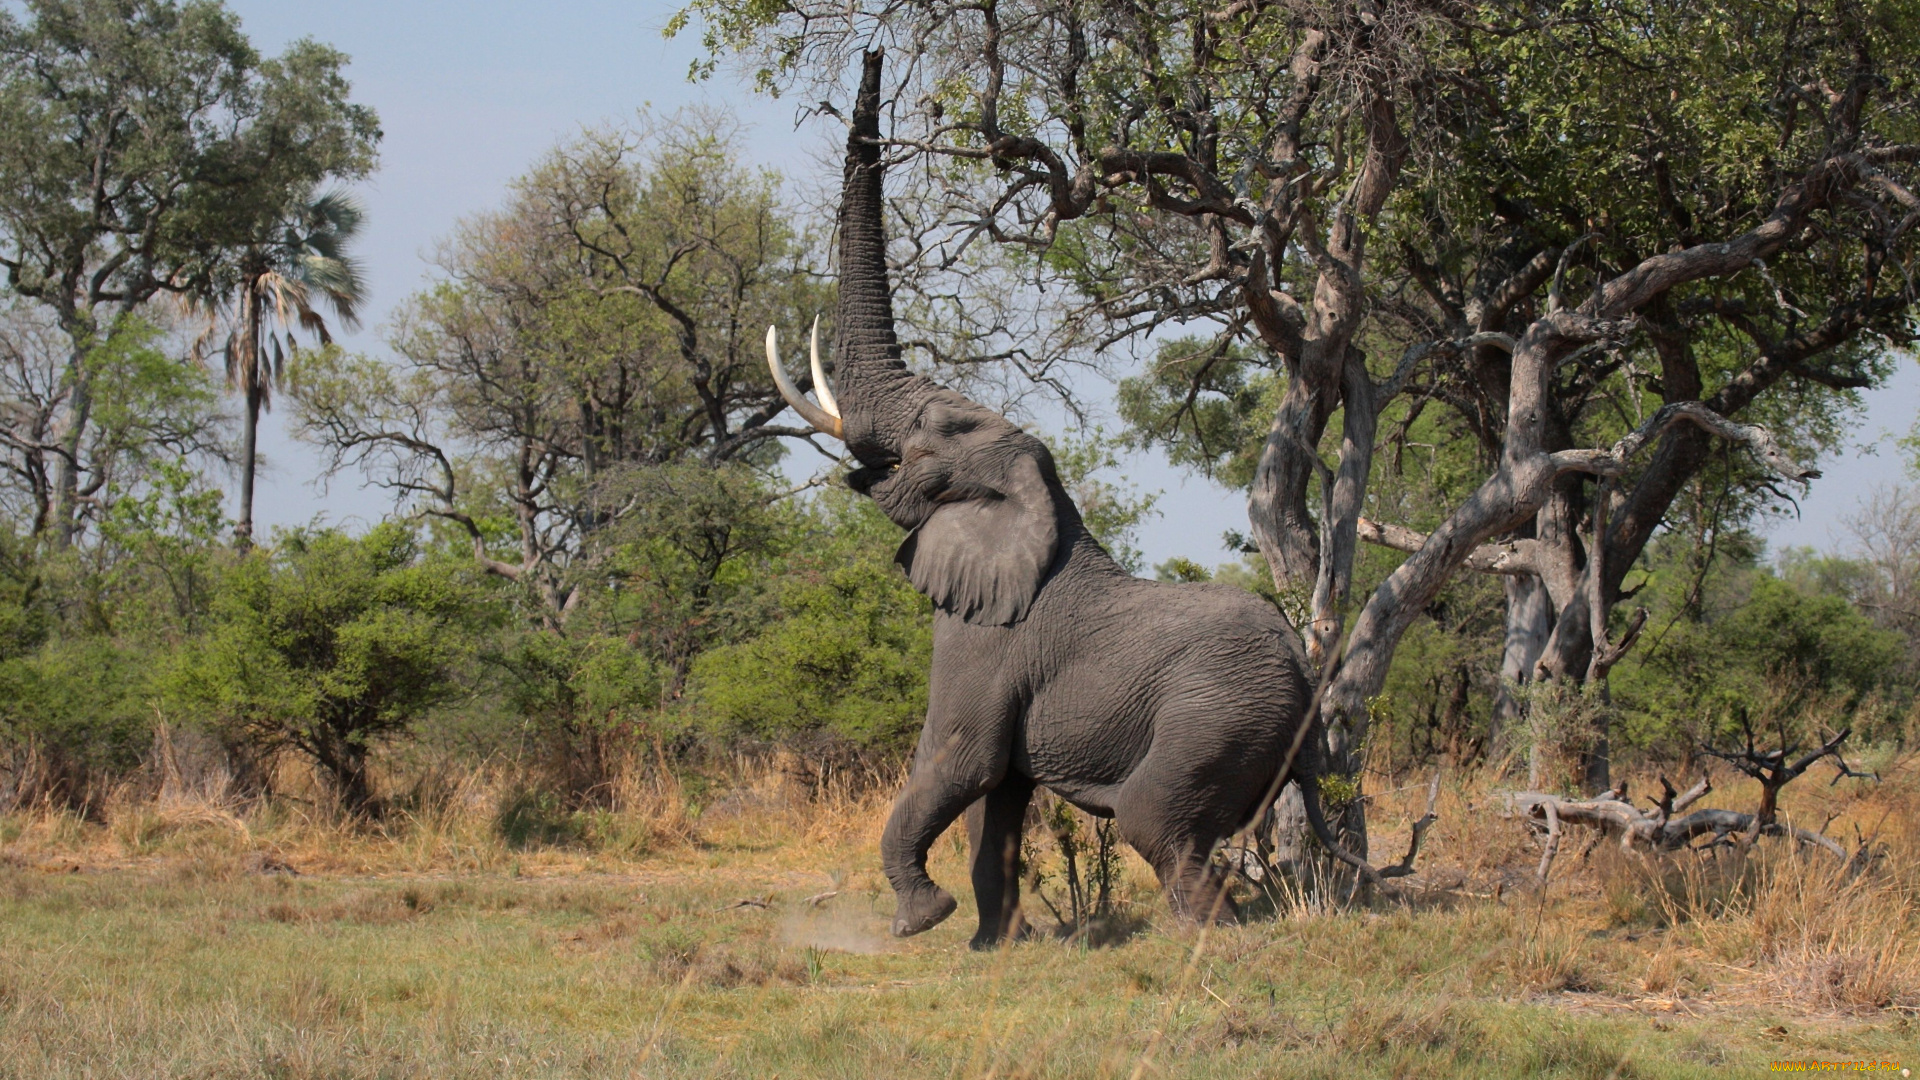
(1698, 722, 1877, 829)
(1513, 728, 1875, 884)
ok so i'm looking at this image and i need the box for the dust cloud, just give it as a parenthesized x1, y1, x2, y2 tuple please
(779, 898, 889, 955)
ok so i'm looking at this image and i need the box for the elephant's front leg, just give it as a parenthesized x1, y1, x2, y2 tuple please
(965, 773, 1035, 949)
(880, 706, 1011, 938)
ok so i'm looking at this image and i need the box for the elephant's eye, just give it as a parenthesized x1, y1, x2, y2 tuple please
(889, 462, 901, 472)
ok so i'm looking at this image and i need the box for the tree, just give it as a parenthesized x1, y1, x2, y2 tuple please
(686, 490, 932, 750)
(1843, 485, 1920, 631)
(681, 0, 1920, 860)
(0, 0, 378, 548)
(590, 460, 794, 695)
(291, 113, 826, 624)
(1612, 538, 1905, 759)
(0, 310, 230, 580)
(164, 524, 490, 811)
(200, 189, 366, 549)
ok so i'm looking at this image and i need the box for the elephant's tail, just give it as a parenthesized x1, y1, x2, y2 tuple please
(1297, 766, 1386, 888)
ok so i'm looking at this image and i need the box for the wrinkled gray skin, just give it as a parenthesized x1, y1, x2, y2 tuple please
(799, 52, 1339, 948)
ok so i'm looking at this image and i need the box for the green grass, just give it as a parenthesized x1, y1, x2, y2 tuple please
(1, 859, 1909, 1079)
(2, 758, 1913, 1078)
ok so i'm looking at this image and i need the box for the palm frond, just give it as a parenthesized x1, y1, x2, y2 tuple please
(304, 189, 366, 242)
(221, 331, 240, 389)
(296, 252, 366, 331)
(211, 188, 371, 406)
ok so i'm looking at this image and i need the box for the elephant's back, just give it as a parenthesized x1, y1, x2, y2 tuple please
(1103, 575, 1308, 677)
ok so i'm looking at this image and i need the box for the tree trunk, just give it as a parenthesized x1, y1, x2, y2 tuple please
(1250, 350, 1384, 887)
(1490, 572, 1550, 766)
(1248, 71, 1406, 894)
(235, 285, 264, 550)
(334, 747, 374, 816)
(235, 383, 261, 550)
(1247, 372, 1334, 596)
(49, 340, 95, 550)
(311, 729, 375, 816)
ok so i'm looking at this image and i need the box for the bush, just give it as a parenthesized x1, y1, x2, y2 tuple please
(484, 628, 664, 799)
(0, 637, 157, 811)
(684, 494, 930, 752)
(1615, 566, 1906, 756)
(163, 524, 496, 811)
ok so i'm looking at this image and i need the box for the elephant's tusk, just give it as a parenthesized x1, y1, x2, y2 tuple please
(766, 325, 843, 439)
(810, 315, 840, 419)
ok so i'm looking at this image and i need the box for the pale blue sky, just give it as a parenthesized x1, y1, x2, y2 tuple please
(222, 0, 1915, 568)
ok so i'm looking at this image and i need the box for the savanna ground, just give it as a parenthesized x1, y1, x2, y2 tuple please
(1, 748, 1915, 1080)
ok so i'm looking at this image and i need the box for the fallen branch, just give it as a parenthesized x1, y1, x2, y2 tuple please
(1510, 780, 1854, 881)
(1536, 798, 1562, 885)
(1514, 724, 1876, 880)
(1659, 808, 1847, 859)
(1656, 773, 1713, 819)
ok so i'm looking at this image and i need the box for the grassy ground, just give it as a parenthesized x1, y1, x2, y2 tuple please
(0, 753, 1915, 1078)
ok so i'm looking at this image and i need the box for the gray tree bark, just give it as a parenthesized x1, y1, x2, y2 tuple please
(1490, 572, 1551, 766)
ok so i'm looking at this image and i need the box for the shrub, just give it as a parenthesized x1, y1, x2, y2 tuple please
(684, 494, 930, 752)
(484, 628, 663, 799)
(163, 524, 495, 811)
(0, 637, 157, 811)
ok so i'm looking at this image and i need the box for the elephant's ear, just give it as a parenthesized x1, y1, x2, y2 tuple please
(896, 451, 1059, 625)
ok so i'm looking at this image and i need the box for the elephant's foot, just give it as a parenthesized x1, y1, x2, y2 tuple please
(968, 917, 1031, 951)
(890, 885, 957, 937)
(1166, 872, 1239, 926)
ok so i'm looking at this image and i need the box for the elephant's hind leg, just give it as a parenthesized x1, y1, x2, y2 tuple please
(1117, 820, 1236, 925)
(965, 773, 1035, 950)
(1111, 742, 1249, 925)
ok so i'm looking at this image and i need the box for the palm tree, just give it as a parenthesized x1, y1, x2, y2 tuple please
(217, 190, 366, 548)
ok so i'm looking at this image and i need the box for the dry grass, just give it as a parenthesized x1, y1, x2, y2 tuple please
(0, 744, 1915, 1078)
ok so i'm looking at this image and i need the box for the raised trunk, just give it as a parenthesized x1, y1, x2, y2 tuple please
(835, 50, 901, 377)
(828, 49, 937, 460)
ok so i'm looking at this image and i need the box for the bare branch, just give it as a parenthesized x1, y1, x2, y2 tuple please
(1356, 516, 1540, 575)
(1550, 401, 1819, 483)
(1378, 771, 1441, 880)
(1376, 331, 1515, 402)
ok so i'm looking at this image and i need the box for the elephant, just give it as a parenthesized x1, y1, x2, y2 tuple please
(766, 50, 1374, 948)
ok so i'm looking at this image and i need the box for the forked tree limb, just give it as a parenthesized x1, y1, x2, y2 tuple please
(1589, 608, 1649, 678)
(1379, 771, 1441, 880)
(1357, 397, 1813, 587)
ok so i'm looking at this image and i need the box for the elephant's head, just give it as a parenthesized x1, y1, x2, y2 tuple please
(765, 49, 1064, 626)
